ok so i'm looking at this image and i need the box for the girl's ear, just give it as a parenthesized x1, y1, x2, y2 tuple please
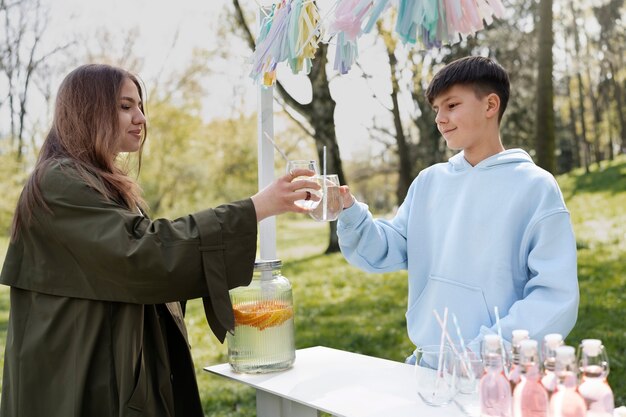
(485, 93, 500, 119)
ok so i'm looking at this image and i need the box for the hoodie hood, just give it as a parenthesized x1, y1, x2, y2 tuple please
(449, 148, 534, 171)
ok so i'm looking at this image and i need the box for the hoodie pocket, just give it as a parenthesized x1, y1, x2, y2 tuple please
(406, 275, 492, 345)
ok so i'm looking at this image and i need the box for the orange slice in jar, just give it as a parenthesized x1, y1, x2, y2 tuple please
(233, 301, 293, 330)
(259, 305, 293, 330)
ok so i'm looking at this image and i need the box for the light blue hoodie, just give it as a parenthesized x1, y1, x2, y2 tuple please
(337, 149, 579, 353)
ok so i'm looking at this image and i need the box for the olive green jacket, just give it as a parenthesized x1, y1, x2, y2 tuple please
(0, 159, 258, 417)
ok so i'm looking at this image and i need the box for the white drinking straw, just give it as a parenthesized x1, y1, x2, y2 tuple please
(494, 306, 509, 378)
(436, 307, 448, 379)
(434, 310, 471, 377)
(451, 313, 474, 378)
(263, 131, 289, 162)
(322, 145, 327, 219)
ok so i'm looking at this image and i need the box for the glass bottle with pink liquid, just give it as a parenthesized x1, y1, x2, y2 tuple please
(512, 339, 548, 417)
(508, 329, 529, 392)
(480, 334, 512, 417)
(577, 339, 614, 416)
(549, 345, 586, 417)
(540, 333, 563, 399)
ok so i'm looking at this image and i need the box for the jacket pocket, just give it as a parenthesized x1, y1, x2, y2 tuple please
(406, 275, 492, 346)
(125, 348, 147, 415)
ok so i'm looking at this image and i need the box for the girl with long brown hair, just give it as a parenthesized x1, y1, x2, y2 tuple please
(0, 63, 318, 417)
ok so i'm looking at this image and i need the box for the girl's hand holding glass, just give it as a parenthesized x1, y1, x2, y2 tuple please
(286, 160, 323, 209)
(251, 168, 320, 221)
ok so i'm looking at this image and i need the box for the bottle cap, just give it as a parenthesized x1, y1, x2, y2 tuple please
(512, 329, 529, 343)
(543, 333, 563, 349)
(520, 339, 538, 354)
(581, 339, 602, 356)
(254, 259, 282, 271)
(484, 334, 501, 349)
(555, 345, 576, 362)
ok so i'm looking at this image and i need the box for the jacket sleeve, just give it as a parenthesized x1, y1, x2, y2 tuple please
(1, 161, 257, 340)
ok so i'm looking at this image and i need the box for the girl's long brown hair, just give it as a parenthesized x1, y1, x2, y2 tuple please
(11, 64, 148, 241)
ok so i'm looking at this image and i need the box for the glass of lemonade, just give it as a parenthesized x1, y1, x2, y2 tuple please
(309, 174, 343, 222)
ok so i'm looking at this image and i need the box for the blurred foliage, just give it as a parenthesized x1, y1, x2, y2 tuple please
(0, 147, 28, 236)
(136, 96, 259, 219)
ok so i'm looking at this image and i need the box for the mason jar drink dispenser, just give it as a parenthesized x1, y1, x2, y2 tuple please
(227, 259, 296, 373)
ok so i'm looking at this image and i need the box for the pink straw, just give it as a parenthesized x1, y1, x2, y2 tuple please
(434, 309, 471, 376)
(494, 306, 509, 378)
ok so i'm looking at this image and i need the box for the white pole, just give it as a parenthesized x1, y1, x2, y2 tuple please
(257, 8, 277, 261)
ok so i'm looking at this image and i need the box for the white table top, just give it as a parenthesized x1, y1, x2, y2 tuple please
(205, 345, 478, 417)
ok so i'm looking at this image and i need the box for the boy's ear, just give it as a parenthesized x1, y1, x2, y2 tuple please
(485, 93, 500, 119)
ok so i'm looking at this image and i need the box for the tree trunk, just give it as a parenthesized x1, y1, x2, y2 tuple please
(569, 2, 591, 173)
(389, 53, 412, 203)
(410, 56, 444, 170)
(584, 41, 603, 164)
(534, 0, 556, 173)
(306, 43, 344, 253)
(565, 75, 581, 168)
(608, 61, 626, 154)
(379, 23, 413, 203)
(592, 0, 626, 155)
(606, 109, 615, 161)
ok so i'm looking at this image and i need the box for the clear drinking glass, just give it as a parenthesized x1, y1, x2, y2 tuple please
(286, 159, 321, 209)
(456, 348, 483, 395)
(414, 345, 458, 406)
(308, 174, 343, 222)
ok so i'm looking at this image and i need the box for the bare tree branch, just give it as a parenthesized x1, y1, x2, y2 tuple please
(0, 0, 71, 159)
(369, 125, 397, 143)
(274, 95, 316, 137)
(354, 61, 393, 113)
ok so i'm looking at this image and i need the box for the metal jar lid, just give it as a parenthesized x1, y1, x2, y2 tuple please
(254, 259, 282, 271)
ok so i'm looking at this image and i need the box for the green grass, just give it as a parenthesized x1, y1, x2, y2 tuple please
(556, 156, 626, 406)
(0, 155, 624, 413)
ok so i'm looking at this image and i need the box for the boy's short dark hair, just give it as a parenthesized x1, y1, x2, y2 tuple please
(425, 56, 510, 122)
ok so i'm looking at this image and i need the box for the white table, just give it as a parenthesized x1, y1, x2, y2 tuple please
(204, 346, 479, 417)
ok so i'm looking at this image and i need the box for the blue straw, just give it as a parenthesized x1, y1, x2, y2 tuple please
(452, 313, 474, 379)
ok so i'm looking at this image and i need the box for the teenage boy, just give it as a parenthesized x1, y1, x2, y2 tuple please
(337, 56, 578, 360)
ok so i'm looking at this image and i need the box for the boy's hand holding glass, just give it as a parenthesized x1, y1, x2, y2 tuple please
(338, 185, 355, 210)
(309, 174, 343, 222)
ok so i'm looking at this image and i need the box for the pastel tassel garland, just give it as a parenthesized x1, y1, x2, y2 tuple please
(328, 0, 373, 73)
(248, 0, 507, 84)
(362, 0, 391, 34)
(250, 0, 321, 85)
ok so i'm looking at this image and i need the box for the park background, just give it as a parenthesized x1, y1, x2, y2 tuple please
(0, 0, 625, 414)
